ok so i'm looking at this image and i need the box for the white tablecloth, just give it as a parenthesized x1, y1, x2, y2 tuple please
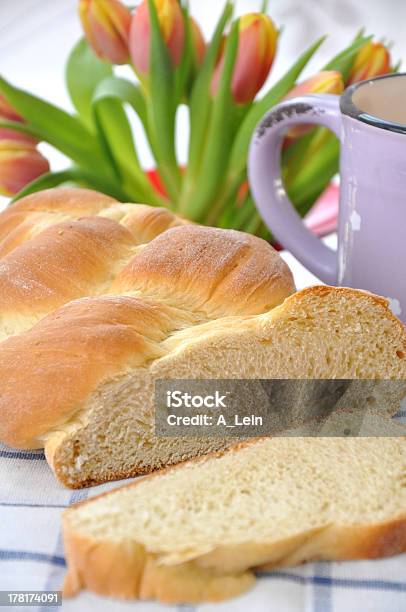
(1, 410, 406, 612)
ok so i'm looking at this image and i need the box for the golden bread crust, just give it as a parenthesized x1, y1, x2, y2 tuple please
(0, 217, 135, 332)
(0, 188, 189, 258)
(62, 517, 406, 603)
(99, 203, 189, 244)
(113, 225, 295, 316)
(0, 188, 116, 256)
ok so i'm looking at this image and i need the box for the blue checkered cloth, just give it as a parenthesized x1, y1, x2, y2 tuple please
(1, 414, 406, 612)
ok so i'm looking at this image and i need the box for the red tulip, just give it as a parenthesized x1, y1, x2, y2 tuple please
(347, 41, 391, 85)
(130, 0, 185, 76)
(190, 17, 205, 66)
(0, 95, 36, 144)
(78, 0, 132, 65)
(211, 13, 278, 105)
(0, 141, 50, 197)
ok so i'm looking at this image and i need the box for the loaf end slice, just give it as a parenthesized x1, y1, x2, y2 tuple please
(62, 437, 406, 604)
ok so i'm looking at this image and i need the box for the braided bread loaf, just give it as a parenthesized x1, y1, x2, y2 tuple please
(0, 188, 405, 489)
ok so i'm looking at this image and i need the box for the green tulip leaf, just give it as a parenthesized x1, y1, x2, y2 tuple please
(66, 38, 113, 129)
(0, 75, 107, 172)
(185, 19, 240, 221)
(10, 170, 84, 202)
(0, 119, 44, 141)
(186, 1, 233, 181)
(261, 0, 270, 13)
(175, 4, 194, 102)
(11, 167, 132, 203)
(92, 76, 167, 206)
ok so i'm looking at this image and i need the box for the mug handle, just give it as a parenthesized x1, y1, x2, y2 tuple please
(248, 94, 342, 285)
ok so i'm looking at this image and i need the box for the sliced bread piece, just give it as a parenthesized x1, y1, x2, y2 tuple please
(62, 436, 406, 604)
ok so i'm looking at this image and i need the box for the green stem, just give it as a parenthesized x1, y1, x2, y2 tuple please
(181, 21, 240, 220)
(182, 2, 233, 189)
(147, 0, 182, 202)
(203, 169, 245, 227)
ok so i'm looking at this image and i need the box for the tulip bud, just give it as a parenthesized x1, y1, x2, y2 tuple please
(78, 0, 132, 65)
(0, 141, 50, 197)
(211, 13, 277, 105)
(0, 95, 37, 144)
(347, 41, 391, 85)
(190, 17, 205, 66)
(285, 70, 344, 100)
(283, 71, 344, 143)
(130, 0, 185, 76)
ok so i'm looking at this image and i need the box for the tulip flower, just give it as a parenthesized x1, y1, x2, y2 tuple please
(0, 140, 50, 196)
(0, 95, 36, 144)
(78, 0, 132, 65)
(190, 17, 206, 66)
(283, 71, 344, 142)
(285, 70, 344, 100)
(211, 13, 278, 105)
(130, 0, 185, 76)
(347, 41, 391, 85)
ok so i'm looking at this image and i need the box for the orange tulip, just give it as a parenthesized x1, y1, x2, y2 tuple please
(347, 41, 391, 85)
(283, 71, 344, 142)
(285, 70, 344, 100)
(211, 13, 277, 105)
(0, 95, 36, 144)
(190, 17, 205, 66)
(0, 141, 50, 197)
(79, 0, 132, 65)
(130, 0, 185, 76)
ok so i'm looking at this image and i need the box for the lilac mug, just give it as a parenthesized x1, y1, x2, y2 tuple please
(248, 73, 406, 322)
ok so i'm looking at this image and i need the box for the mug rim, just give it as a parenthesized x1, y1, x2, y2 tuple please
(341, 72, 406, 135)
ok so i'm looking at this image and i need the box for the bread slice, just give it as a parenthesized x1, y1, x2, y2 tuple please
(62, 436, 406, 604)
(0, 282, 405, 488)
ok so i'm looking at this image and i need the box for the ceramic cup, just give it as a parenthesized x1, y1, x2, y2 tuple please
(248, 73, 406, 322)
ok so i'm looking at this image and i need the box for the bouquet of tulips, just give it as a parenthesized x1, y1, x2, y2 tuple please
(0, 0, 395, 239)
